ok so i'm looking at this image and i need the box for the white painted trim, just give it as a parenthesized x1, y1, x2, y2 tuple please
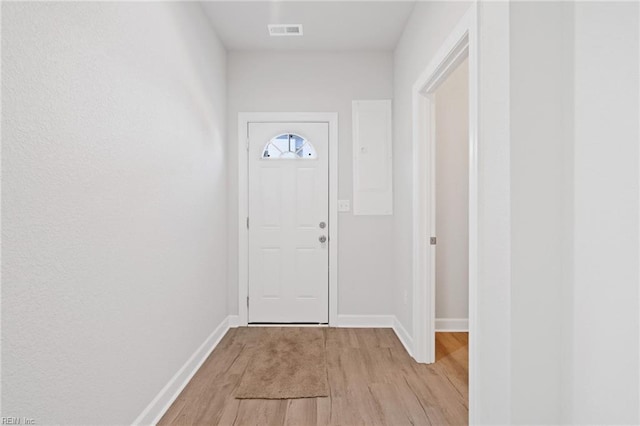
(393, 317, 414, 357)
(227, 315, 241, 328)
(411, 2, 478, 418)
(336, 315, 415, 359)
(237, 113, 339, 327)
(412, 88, 432, 363)
(336, 314, 394, 328)
(466, 4, 480, 424)
(132, 316, 235, 426)
(435, 318, 469, 332)
(328, 115, 339, 327)
(637, 4, 640, 423)
(248, 323, 329, 328)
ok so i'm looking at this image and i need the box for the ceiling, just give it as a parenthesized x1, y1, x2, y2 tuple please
(201, 1, 416, 51)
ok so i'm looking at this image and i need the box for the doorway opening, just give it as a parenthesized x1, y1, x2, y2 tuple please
(411, 4, 478, 419)
(434, 58, 469, 342)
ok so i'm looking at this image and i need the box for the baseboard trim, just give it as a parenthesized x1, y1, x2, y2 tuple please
(336, 314, 394, 328)
(228, 315, 241, 328)
(392, 317, 414, 357)
(435, 318, 469, 332)
(132, 316, 234, 425)
(335, 315, 414, 359)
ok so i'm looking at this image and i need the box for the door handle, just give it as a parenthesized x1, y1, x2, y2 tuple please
(319, 235, 327, 243)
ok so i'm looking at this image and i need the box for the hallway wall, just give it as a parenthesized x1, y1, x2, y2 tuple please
(572, 2, 639, 422)
(434, 58, 470, 323)
(1, 3, 228, 424)
(226, 51, 395, 317)
(510, 2, 574, 422)
(510, 2, 639, 423)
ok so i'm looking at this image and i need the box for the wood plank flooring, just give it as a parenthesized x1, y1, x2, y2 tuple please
(159, 328, 468, 426)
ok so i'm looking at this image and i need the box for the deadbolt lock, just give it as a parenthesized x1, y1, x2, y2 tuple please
(319, 221, 326, 229)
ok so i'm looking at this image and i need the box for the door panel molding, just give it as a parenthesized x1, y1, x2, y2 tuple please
(247, 122, 329, 323)
(238, 112, 339, 326)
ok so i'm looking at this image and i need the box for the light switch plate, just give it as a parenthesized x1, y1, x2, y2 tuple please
(338, 200, 351, 212)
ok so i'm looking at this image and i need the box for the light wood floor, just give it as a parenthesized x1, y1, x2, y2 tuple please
(159, 328, 468, 425)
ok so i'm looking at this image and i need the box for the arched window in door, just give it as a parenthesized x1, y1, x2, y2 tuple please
(262, 133, 317, 159)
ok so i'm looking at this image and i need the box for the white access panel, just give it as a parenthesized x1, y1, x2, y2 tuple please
(352, 100, 393, 215)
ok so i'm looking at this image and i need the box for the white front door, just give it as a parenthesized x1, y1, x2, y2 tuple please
(248, 122, 329, 323)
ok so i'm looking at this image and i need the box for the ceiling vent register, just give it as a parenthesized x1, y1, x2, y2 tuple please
(268, 24, 304, 36)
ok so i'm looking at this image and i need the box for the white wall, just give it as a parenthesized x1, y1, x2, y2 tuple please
(1, 3, 228, 424)
(510, 2, 640, 424)
(509, 2, 574, 423)
(227, 51, 394, 318)
(434, 58, 469, 322)
(572, 2, 639, 423)
(475, 3, 513, 423)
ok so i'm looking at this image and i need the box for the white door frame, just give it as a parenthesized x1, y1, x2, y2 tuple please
(411, 0, 478, 390)
(238, 112, 339, 326)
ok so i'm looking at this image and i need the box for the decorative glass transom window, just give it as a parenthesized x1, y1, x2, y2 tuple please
(262, 133, 317, 159)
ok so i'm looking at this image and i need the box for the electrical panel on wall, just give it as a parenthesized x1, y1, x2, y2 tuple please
(352, 100, 393, 215)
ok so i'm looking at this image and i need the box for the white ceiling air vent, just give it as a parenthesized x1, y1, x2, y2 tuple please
(268, 24, 303, 37)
